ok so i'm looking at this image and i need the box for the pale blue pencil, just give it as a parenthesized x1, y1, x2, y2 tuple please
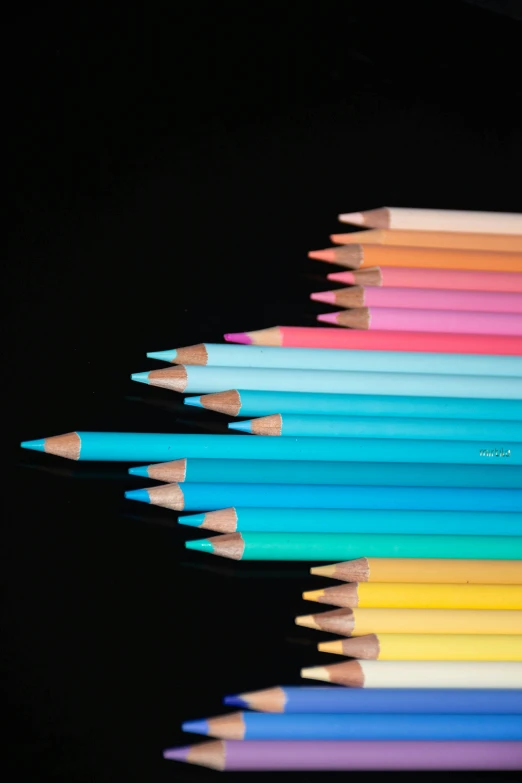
(132, 365, 522, 399)
(146, 343, 522, 377)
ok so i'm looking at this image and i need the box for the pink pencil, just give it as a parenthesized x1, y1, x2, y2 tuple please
(311, 287, 522, 314)
(327, 266, 522, 293)
(317, 308, 522, 336)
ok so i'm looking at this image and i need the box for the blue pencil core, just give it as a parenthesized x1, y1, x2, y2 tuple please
(223, 695, 249, 708)
(124, 489, 151, 503)
(228, 420, 252, 433)
(184, 396, 202, 407)
(20, 439, 46, 452)
(181, 719, 209, 735)
(178, 513, 206, 528)
(131, 372, 150, 384)
(128, 466, 150, 477)
(146, 350, 177, 362)
(185, 539, 213, 551)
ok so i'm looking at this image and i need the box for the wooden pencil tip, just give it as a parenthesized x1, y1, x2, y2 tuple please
(302, 589, 325, 603)
(147, 366, 188, 393)
(300, 666, 330, 682)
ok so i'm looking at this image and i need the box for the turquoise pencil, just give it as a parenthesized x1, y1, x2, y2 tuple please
(128, 458, 522, 488)
(146, 343, 522, 377)
(178, 507, 522, 536)
(185, 390, 522, 419)
(230, 414, 522, 441)
(125, 482, 522, 512)
(131, 365, 522, 399)
(20, 432, 521, 464)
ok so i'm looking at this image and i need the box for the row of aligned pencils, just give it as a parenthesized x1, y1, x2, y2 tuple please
(21, 206, 522, 771)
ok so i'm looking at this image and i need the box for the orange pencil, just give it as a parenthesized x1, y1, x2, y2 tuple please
(328, 229, 522, 253)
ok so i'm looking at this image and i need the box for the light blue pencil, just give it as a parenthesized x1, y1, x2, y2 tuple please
(125, 482, 522, 512)
(185, 390, 522, 419)
(146, 343, 522, 377)
(230, 414, 522, 441)
(177, 507, 522, 535)
(128, 458, 522, 488)
(132, 365, 522, 399)
(21, 432, 522, 464)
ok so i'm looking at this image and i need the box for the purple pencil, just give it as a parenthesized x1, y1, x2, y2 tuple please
(163, 739, 522, 771)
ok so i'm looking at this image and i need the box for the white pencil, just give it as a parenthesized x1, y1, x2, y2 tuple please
(338, 207, 522, 235)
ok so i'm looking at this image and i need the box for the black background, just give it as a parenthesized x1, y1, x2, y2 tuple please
(4, 1, 522, 780)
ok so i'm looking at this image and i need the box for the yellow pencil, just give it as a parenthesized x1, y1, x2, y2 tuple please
(310, 558, 522, 585)
(295, 607, 522, 636)
(318, 633, 522, 662)
(303, 583, 522, 611)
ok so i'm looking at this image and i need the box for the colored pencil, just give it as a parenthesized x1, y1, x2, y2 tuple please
(303, 583, 522, 610)
(163, 739, 522, 770)
(300, 661, 522, 689)
(181, 710, 522, 740)
(125, 482, 522, 512)
(187, 389, 522, 419)
(230, 413, 522, 442)
(223, 686, 522, 713)
(179, 508, 522, 536)
(311, 558, 522, 584)
(295, 607, 522, 636)
(128, 458, 522, 489)
(311, 243, 522, 270)
(145, 343, 522, 377)
(184, 532, 522, 561)
(312, 286, 522, 313)
(132, 365, 522, 399)
(328, 266, 522, 293)
(337, 207, 522, 234)
(21, 432, 522, 463)
(223, 325, 522, 354)
(317, 307, 522, 336)
(318, 633, 522, 661)
(329, 228, 522, 252)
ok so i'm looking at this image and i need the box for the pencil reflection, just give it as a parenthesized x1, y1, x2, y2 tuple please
(19, 458, 129, 481)
(178, 560, 309, 580)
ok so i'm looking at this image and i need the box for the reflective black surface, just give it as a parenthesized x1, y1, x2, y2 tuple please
(5, 2, 522, 780)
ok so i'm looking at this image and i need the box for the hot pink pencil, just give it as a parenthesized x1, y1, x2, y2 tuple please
(317, 308, 522, 336)
(328, 267, 522, 293)
(311, 287, 522, 314)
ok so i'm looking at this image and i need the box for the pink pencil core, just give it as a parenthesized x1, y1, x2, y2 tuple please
(224, 332, 252, 344)
(310, 291, 336, 304)
(328, 271, 355, 283)
(308, 249, 337, 263)
(317, 312, 341, 325)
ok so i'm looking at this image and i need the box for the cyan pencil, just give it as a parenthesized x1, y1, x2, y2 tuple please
(131, 365, 522, 399)
(125, 482, 522, 512)
(230, 413, 522, 441)
(186, 389, 522, 419)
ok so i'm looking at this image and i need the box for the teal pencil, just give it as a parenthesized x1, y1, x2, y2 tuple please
(21, 432, 521, 465)
(184, 532, 522, 561)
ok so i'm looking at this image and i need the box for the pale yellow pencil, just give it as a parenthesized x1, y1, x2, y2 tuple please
(338, 207, 522, 235)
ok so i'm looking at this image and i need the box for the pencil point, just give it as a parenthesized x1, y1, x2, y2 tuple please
(163, 745, 190, 762)
(178, 513, 206, 528)
(310, 290, 336, 304)
(295, 614, 319, 629)
(124, 488, 151, 504)
(182, 719, 209, 736)
(302, 589, 324, 603)
(310, 564, 337, 577)
(308, 249, 337, 262)
(20, 438, 46, 452)
(317, 639, 345, 654)
(128, 466, 150, 478)
(317, 312, 340, 325)
(146, 350, 177, 363)
(185, 538, 213, 552)
(184, 396, 202, 408)
(328, 270, 355, 283)
(338, 211, 364, 225)
(223, 695, 248, 708)
(301, 666, 330, 682)
(224, 332, 252, 344)
(131, 371, 150, 384)
(228, 420, 252, 433)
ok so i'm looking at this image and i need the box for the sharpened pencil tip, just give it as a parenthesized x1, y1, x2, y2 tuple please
(184, 396, 202, 408)
(224, 332, 252, 344)
(185, 538, 213, 552)
(308, 249, 337, 262)
(163, 746, 190, 762)
(124, 488, 151, 504)
(227, 420, 252, 433)
(128, 466, 150, 477)
(178, 513, 206, 528)
(317, 312, 340, 325)
(310, 290, 336, 304)
(301, 666, 329, 682)
(182, 719, 209, 736)
(338, 211, 364, 225)
(223, 695, 248, 708)
(20, 438, 46, 452)
(131, 371, 150, 384)
(302, 589, 324, 602)
(146, 350, 177, 362)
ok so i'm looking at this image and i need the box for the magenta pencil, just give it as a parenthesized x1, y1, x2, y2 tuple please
(327, 266, 522, 293)
(311, 286, 522, 313)
(163, 740, 522, 771)
(317, 307, 522, 335)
